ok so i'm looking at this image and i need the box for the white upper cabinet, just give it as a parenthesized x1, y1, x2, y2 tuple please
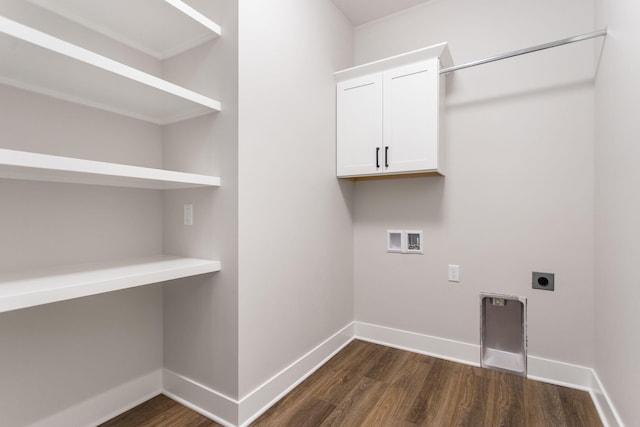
(383, 59, 440, 174)
(335, 43, 451, 179)
(336, 73, 383, 177)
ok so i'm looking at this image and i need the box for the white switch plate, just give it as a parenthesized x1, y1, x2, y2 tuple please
(448, 264, 460, 282)
(184, 204, 193, 226)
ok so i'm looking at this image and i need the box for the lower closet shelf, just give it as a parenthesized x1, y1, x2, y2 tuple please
(0, 255, 221, 314)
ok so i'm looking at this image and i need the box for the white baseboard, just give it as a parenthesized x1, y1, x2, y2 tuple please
(29, 369, 162, 427)
(237, 322, 355, 427)
(527, 354, 592, 391)
(162, 369, 238, 427)
(588, 369, 624, 427)
(354, 321, 480, 366)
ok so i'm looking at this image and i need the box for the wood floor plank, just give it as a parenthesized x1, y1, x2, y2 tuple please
(406, 358, 462, 425)
(318, 376, 387, 427)
(330, 340, 377, 364)
(252, 341, 387, 425)
(278, 397, 336, 427)
(252, 342, 372, 424)
(486, 370, 526, 427)
(558, 386, 603, 427)
(361, 352, 435, 426)
(524, 379, 567, 426)
(364, 346, 411, 383)
(310, 342, 387, 405)
(446, 364, 489, 427)
(99, 394, 221, 427)
(251, 371, 328, 426)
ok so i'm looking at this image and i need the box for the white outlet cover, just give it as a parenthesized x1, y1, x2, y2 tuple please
(184, 204, 193, 226)
(448, 264, 460, 282)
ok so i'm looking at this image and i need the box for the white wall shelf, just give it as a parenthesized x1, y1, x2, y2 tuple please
(334, 42, 453, 82)
(0, 16, 222, 124)
(0, 149, 221, 189)
(29, 0, 222, 59)
(0, 256, 221, 314)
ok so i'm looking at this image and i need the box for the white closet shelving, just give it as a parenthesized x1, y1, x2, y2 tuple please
(0, 16, 221, 125)
(0, 256, 221, 314)
(29, 0, 222, 59)
(0, 149, 221, 189)
(0, 1, 223, 313)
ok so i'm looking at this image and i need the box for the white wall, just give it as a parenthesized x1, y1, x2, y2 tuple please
(594, 0, 640, 425)
(0, 288, 162, 426)
(353, 0, 597, 367)
(238, 0, 354, 398)
(162, 0, 240, 401)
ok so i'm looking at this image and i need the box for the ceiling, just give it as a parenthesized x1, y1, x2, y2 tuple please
(331, 0, 433, 26)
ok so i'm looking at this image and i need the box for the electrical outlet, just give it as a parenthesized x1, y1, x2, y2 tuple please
(532, 271, 554, 291)
(184, 204, 193, 226)
(448, 264, 460, 282)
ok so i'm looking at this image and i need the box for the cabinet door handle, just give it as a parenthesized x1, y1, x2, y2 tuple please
(385, 146, 389, 168)
(376, 147, 380, 168)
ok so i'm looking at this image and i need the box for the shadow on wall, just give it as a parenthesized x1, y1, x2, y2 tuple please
(443, 36, 603, 111)
(353, 176, 445, 225)
(445, 77, 595, 111)
(337, 177, 355, 220)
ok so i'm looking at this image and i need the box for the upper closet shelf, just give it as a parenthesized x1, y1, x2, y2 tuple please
(334, 42, 453, 82)
(0, 16, 221, 124)
(29, 0, 221, 59)
(0, 256, 221, 314)
(0, 149, 221, 189)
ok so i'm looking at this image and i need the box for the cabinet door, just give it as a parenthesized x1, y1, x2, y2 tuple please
(383, 59, 439, 174)
(336, 73, 383, 177)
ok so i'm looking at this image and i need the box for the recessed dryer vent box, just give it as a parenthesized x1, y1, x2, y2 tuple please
(480, 293, 527, 376)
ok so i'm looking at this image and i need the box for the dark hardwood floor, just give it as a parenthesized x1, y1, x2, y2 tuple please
(99, 394, 222, 427)
(102, 340, 602, 427)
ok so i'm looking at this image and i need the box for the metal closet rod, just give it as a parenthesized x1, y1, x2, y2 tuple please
(440, 28, 607, 74)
